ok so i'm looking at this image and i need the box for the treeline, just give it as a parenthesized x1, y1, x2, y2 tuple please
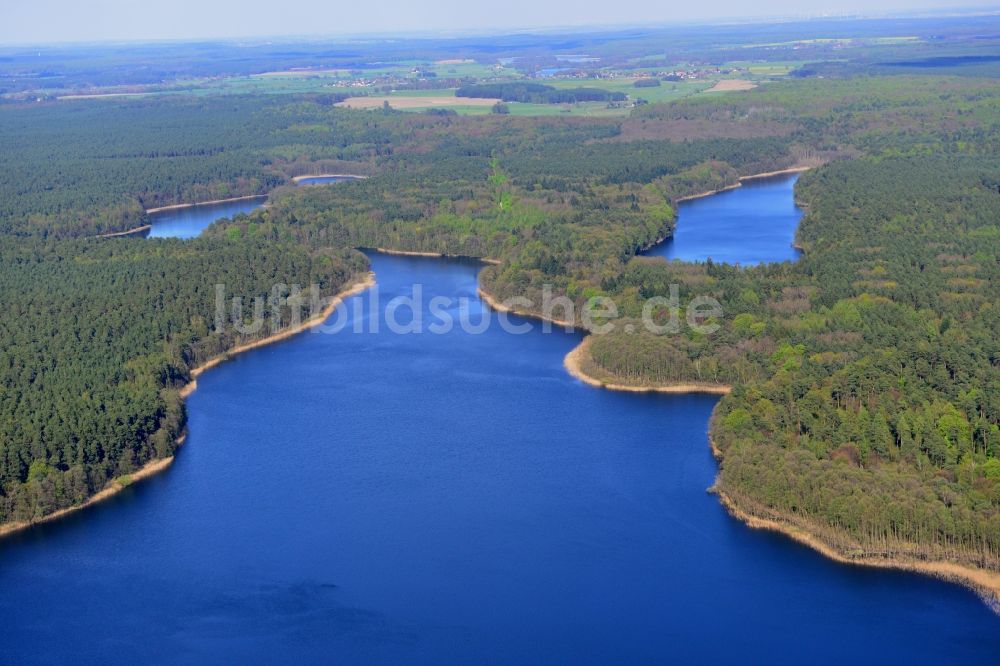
(0, 95, 412, 236)
(589, 155, 1000, 563)
(0, 236, 367, 523)
(225, 75, 1000, 568)
(0, 93, 799, 238)
(5, 72, 1000, 569)
(455, 82, 627, 104)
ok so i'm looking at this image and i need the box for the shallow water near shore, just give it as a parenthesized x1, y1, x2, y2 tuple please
(2, 178, 998, 663)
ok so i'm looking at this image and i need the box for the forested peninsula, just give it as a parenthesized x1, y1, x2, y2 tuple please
(2, 78, 1000, 604)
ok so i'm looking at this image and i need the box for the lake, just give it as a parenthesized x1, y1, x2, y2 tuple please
(295, 175, 360, 186)
(146, 197, 267, 239)
(643, 173, 804, 265)
(146, 176, 356, 238)
(1, 176, 997, 663)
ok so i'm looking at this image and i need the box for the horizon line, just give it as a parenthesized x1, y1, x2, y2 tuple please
(2, 5, 999, 50)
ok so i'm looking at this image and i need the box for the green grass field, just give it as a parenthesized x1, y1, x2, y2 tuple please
(49, 53, 788, 107)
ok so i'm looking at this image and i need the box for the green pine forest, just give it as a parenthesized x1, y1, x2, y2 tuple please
(1, 75, 999, 576)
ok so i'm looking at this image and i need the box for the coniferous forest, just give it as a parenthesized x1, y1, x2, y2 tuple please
(1, 68, 999, 580)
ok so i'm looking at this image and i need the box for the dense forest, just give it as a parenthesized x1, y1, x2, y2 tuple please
(0, 237, 366, 522)
(214, 76, 1000, 570)
(0, 96, 408, 236)
(2, 70, 1000, 578)
(714, 153, 1000, 565)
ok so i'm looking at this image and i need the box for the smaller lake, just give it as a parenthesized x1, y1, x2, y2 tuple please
(147, 198, 266, 239)
(295, 175, 359, 186)
(147, 177, 358, 239)
(644, 173, 803, 265)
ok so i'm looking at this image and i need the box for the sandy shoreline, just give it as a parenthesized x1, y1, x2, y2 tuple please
(32, 160, 1000, 612)
(481, 204, 999, 611)
(183, 272, 375, 390)
(98, 224, 152, 238)
(477, 282, 729, 393)
(675, 166, 812, 203)
(145, 194, 267, 214)
(708, 431, 1000, 612)
(638, 162, 1000, 608)
(563, 336, 732, 394)
(675, 183, 743, 202)
(740, 166, 812, 180)
(715, 489, 1000, 611)
(476, 285, 579, 329)
(104, 176, 363, 238)
(376, 247, 501, 265)
(0, 456, 176, 539)
(0, 273, 375, 541)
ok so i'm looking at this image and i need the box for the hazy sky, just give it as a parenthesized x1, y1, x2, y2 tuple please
(3, 0, 997, 45)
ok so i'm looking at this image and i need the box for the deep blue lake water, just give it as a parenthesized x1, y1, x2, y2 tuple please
(1, 177, 997, 663)
(643, 173, 804, 265)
